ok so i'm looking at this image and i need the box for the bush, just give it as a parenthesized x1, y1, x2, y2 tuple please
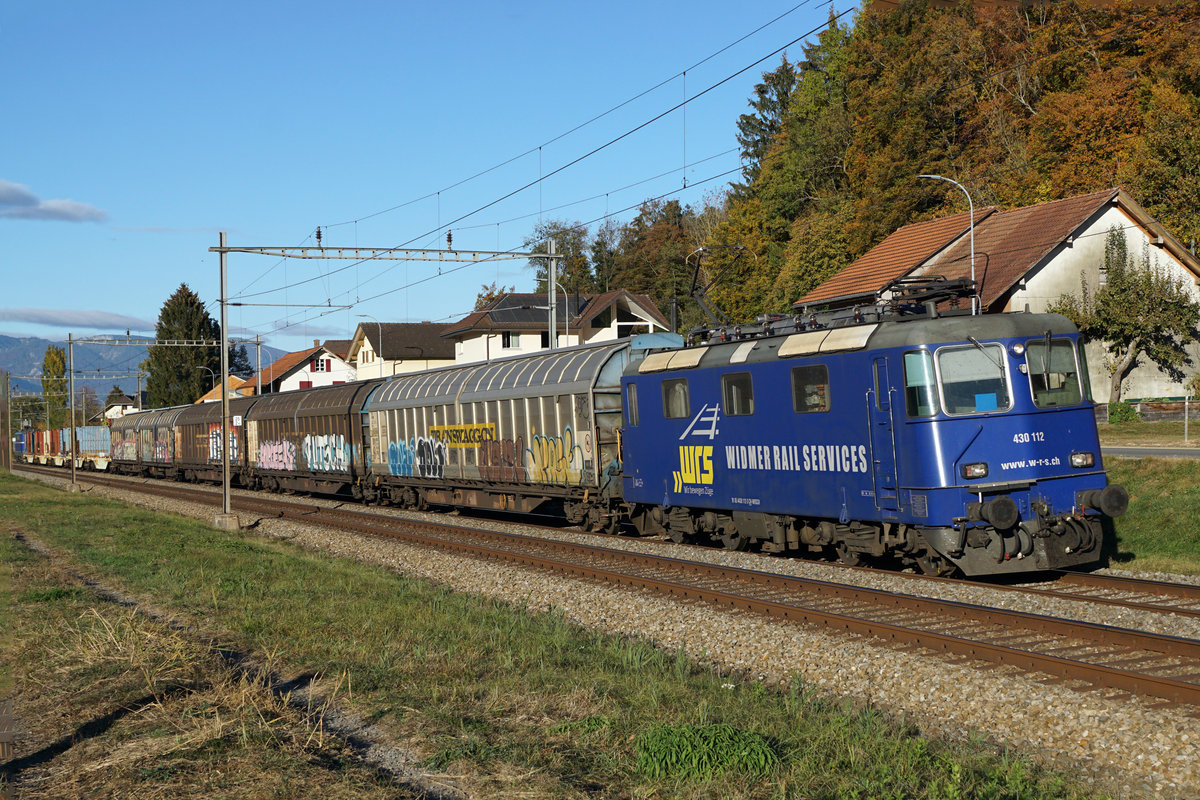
(1108, 401, 1142, 423)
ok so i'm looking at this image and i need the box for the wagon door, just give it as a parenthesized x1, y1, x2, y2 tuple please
(868, 357, 900, 515)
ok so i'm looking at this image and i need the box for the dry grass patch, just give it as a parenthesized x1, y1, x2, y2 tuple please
(2, 530, 405, 800)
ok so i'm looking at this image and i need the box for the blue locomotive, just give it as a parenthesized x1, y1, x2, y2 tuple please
(620, 299, 1127, 576)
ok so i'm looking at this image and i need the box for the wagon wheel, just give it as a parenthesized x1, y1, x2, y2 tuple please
(719, 531, 749, 551)
(834, 541, 862, 566)
(914, 548, 955, 577)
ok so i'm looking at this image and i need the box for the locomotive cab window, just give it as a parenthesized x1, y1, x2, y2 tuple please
(937, 343, 1011, 415)
(903, 351, 939, 417)
(1026, 338, 1083, 408)
(791, 365, 829, 413)
(626, 383, 639, 426)
(722, 372, 754, 416)
(662, 378, 690, 420)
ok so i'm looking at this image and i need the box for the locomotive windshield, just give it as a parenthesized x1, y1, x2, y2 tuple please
(936, 343, 1012, 415)
(1026, 338, 1085, 407)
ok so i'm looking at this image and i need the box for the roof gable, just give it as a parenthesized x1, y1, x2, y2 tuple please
(797, 208, 996, 307)
(918, 188, 1120, 310)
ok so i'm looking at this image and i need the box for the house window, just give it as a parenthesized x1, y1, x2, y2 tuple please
(299, 380, 313, 390)
(540, 331, 550, 348)
(311, 358, 331, 373)
(502, 332, 519, 350)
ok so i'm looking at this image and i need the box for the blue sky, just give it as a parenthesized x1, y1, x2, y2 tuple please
(3, 0, 843, 356)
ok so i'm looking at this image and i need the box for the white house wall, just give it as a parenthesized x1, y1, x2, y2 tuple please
(1004, 204, 1200, 402)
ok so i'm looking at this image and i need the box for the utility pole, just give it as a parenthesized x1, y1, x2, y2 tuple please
(255, 334, 262, 397)
(68, 333, 79, 491)
(1, 371, 9, 474)
(547, 238, 557, 350)
(214, 231, 238, 531)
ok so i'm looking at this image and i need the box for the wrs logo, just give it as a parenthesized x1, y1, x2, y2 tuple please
(673, 445, 713, 491)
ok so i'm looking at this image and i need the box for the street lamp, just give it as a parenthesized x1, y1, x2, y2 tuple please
(554, 281, 575, 347)
(357, 314, 392, 377)
(195, 365, 218, 397)
(918, 174, 978, 315)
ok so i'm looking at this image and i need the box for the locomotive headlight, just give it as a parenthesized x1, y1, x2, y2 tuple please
(1070, 451, 1095, 468)
(961, 462, 989, 479)
(1010, 343, 1025, 356)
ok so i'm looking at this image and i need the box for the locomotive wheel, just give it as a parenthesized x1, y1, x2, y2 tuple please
(719, 531, 749, 551)
(834, 542, 862, 566)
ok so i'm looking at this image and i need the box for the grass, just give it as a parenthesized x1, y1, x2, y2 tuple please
(0, 524, 401, 800)
(1105, 458, 1200, 574)
(1094, 419, 1200, 574)
(1098, 418, 1200, 448)
(0, 472, 1115, 799)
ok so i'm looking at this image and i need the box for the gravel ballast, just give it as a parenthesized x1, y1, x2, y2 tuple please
(19, 469, 1200, 799)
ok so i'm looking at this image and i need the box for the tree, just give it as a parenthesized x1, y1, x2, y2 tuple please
(141, 284, 221, 408)
(734, 54, 799, 189)
(474, 281, 514, 311)
(522, 219, 594, 294)
(1050, 228, 1200, 403)
(79, 386, 102, 425)
(105, 384, 127, 406)
(229, 344, 254, 379)
(41, 345, 67, 429)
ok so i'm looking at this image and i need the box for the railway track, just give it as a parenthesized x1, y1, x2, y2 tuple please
(20, 465, 1200, 711)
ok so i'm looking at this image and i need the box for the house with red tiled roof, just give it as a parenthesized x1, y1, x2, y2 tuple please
(347, 322, 457, 379)
(796, 188, 1200, 401)
(245, 342, 357, 394)
(442, 290, 670, 363)
(193, 375, 254, 403)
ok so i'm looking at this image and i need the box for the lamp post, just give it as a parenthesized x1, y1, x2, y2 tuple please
(554, 281, 574, 347)
(918, 174, 977, 315)
(357, 314, 391, 377)
(195, 365, 218, 397)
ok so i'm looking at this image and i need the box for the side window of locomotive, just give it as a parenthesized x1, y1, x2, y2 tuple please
(1076, 341, 1094, 401)
(626, 383, 639, 426)
(1026, 339, 1083, 407)
(936, 344, 1011, 415)
(791, 365, 829, 413)
(903, 351, 939, 417)
(722, 372, 754, 416)
(662, 379, 690, 420)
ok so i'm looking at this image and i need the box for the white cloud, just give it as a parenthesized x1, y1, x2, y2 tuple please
(0, 308, 154, 330)
(0, 179, 108, 222)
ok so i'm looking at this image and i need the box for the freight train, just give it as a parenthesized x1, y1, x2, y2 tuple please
(19, 293, 1128, 577)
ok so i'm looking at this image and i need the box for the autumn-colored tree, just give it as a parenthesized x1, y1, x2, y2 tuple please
(40, 345, 67, 429)
(1050, 228, 1200, 403)
(473, 281, 515, 311)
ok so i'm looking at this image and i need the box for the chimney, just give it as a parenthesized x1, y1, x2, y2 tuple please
(313, 339, 320, 347)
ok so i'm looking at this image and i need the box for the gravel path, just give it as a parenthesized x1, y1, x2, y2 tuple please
(20, 469, 1200, 799)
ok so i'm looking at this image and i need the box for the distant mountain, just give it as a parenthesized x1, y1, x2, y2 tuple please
(0, 335, 286, 398)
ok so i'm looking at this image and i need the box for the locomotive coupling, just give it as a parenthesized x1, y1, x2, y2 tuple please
(1078, 485, 1129, 518)
(966, 496, 1020, 530)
